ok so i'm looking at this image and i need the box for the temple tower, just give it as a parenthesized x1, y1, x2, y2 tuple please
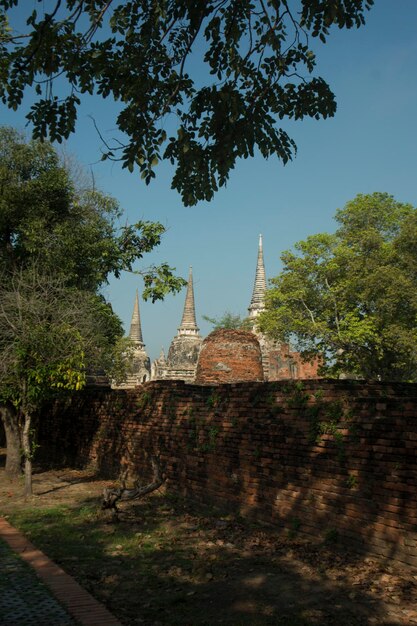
(113, 290, 151, 388)
(248, 234, 267, 319)
(129, 289, 145, 343)
(151, 347, 168, 380)
(177, 266, 200, 337)
(165, 267, 203, 381)
(246, 236, 319, 380)
(247, 235, 277, 379)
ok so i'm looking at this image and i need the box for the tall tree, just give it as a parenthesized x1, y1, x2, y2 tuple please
(0, 127, 185, 482)
(0, 265, 129, 494)
(0, 1, 373, 205)
(258, 193, 417, 381)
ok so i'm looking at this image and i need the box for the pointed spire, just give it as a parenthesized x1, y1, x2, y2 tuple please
(158, 347, 166, 364)
(178, 266, 200, 336)
(248, 234, 267, 318)
(129, 289, 145, 345)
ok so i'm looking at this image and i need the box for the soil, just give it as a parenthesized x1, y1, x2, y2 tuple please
(0, 455, 416, 626)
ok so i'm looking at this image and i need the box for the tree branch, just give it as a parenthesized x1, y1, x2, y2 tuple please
(325, 277, 341, 337)
(300, 298, 316, 326)
(101, 456, 165, 519)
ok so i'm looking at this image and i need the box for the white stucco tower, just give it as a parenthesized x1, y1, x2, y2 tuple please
(164, 267, 203, 381)
(248, 234, 267, 319)
(113, 290, 151, 388)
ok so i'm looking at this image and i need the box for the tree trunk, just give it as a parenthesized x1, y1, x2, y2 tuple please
(0, 404, 21, 478)
(22, 410, 33, 497)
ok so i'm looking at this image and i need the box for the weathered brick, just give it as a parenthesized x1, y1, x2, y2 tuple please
(38, 379, 417, 571)
(195, 329, 264, 384)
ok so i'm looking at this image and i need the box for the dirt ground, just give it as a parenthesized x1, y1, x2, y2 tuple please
(1, 457, 416, 626)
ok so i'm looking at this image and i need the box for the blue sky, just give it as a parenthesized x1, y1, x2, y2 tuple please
(2, 1, 417, 361)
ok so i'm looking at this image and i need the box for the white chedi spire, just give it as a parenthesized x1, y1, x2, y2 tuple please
(248, 234, 267, 318)
(112, 289, 150, 387)
(158, 347, 166, 364)
(178, 266, 200, 336)
(129, 289, 145, 346)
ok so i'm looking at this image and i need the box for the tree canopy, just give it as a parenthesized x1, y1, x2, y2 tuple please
(0, 126, 185, 488)
(0, 265, 131, 492)
(0, 126, 186, 299)
(258, 193, 417, 381)
(0, 0, 373, 205)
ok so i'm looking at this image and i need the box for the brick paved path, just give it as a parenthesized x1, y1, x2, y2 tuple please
(0, 518, 122, 626)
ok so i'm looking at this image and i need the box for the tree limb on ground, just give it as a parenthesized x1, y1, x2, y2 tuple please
(101, 457, 165, 520)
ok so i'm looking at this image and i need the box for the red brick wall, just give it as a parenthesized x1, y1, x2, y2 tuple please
(267, 345, 320, 380)
(39, 380, 417, 569)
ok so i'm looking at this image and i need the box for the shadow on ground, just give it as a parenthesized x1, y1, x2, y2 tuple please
(1, 467, 415, 626)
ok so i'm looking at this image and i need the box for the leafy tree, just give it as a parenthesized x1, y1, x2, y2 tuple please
(0, 265, 130, 494)
(203, 311, 252, 331)
(0, 1, 373, 205)
(0, 127, 186, 299)
(0, 127, 185, 483)
(258, 193, 417, 381)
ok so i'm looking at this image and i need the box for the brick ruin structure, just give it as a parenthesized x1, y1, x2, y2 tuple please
(116, 237, 319, 388)
(195, 329, 264, 384)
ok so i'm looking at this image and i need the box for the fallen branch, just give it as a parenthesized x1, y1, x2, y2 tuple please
(102, 457, 165, 520)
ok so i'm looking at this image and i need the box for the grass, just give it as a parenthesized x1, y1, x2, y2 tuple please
(3, 495, 326, 625)
(1, 468, 413, 626)
(7, 497, 208, 625)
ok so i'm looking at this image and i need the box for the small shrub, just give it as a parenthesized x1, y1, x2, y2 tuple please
(206, 391, 221, 408)
(345, 474, 358, 489)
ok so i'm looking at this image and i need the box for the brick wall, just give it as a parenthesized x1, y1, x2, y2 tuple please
(39, 380, 417, 569)
(267, 345, 320, 380)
